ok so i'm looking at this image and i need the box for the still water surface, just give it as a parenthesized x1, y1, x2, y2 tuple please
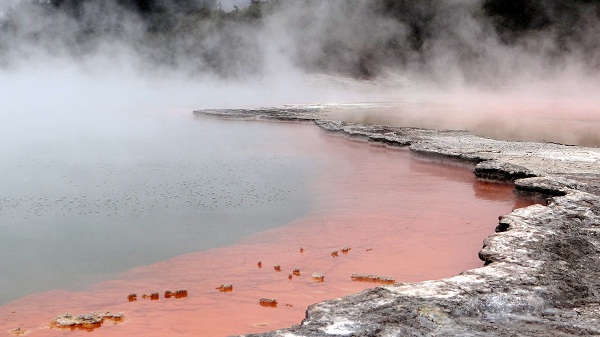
(0, 116, 315, 304)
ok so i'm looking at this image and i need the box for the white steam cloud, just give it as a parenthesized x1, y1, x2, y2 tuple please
(0, 0, 599, 145)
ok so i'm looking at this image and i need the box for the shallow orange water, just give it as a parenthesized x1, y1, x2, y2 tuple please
(0, 124, 537, 337)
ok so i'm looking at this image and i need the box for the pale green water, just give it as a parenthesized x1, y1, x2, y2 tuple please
(0, 116, 315, 304)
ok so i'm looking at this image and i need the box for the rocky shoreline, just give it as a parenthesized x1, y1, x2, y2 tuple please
(194, 107, 600, 336)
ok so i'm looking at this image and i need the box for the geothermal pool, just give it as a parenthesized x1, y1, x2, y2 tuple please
(0, 116, 537, 336)
(0, 116, 316, 304)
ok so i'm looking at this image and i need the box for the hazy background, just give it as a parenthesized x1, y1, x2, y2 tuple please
(1, 0, 599, 144)
(4, 0, 600, 79)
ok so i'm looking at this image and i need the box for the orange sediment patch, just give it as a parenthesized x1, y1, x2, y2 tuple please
(216, 284, 233, 293)
(141, 293, 160, 301)
(0, 124, 540, 337)
(258, 298, 278, 308)
(164, 289, 188, 299)
(9, 327, 27, 336)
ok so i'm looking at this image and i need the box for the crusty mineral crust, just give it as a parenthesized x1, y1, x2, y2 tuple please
(51, 312, 124, 330)
(194, 107, 600, 336)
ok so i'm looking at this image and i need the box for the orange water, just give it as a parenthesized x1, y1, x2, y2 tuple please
(0, 124, 537, 337)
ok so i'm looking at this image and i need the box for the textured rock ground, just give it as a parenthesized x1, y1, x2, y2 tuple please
(194, 106, 600, 336)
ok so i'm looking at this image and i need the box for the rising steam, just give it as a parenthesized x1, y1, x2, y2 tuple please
(1, 0, 599, 145)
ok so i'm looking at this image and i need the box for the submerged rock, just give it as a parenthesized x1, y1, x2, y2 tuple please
(195, 106, 600, 336)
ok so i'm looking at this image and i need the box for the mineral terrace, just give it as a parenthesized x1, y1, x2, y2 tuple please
(194, 106, 600, 337)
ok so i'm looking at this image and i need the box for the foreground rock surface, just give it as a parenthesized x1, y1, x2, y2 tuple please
(194, 107, 600, 336)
